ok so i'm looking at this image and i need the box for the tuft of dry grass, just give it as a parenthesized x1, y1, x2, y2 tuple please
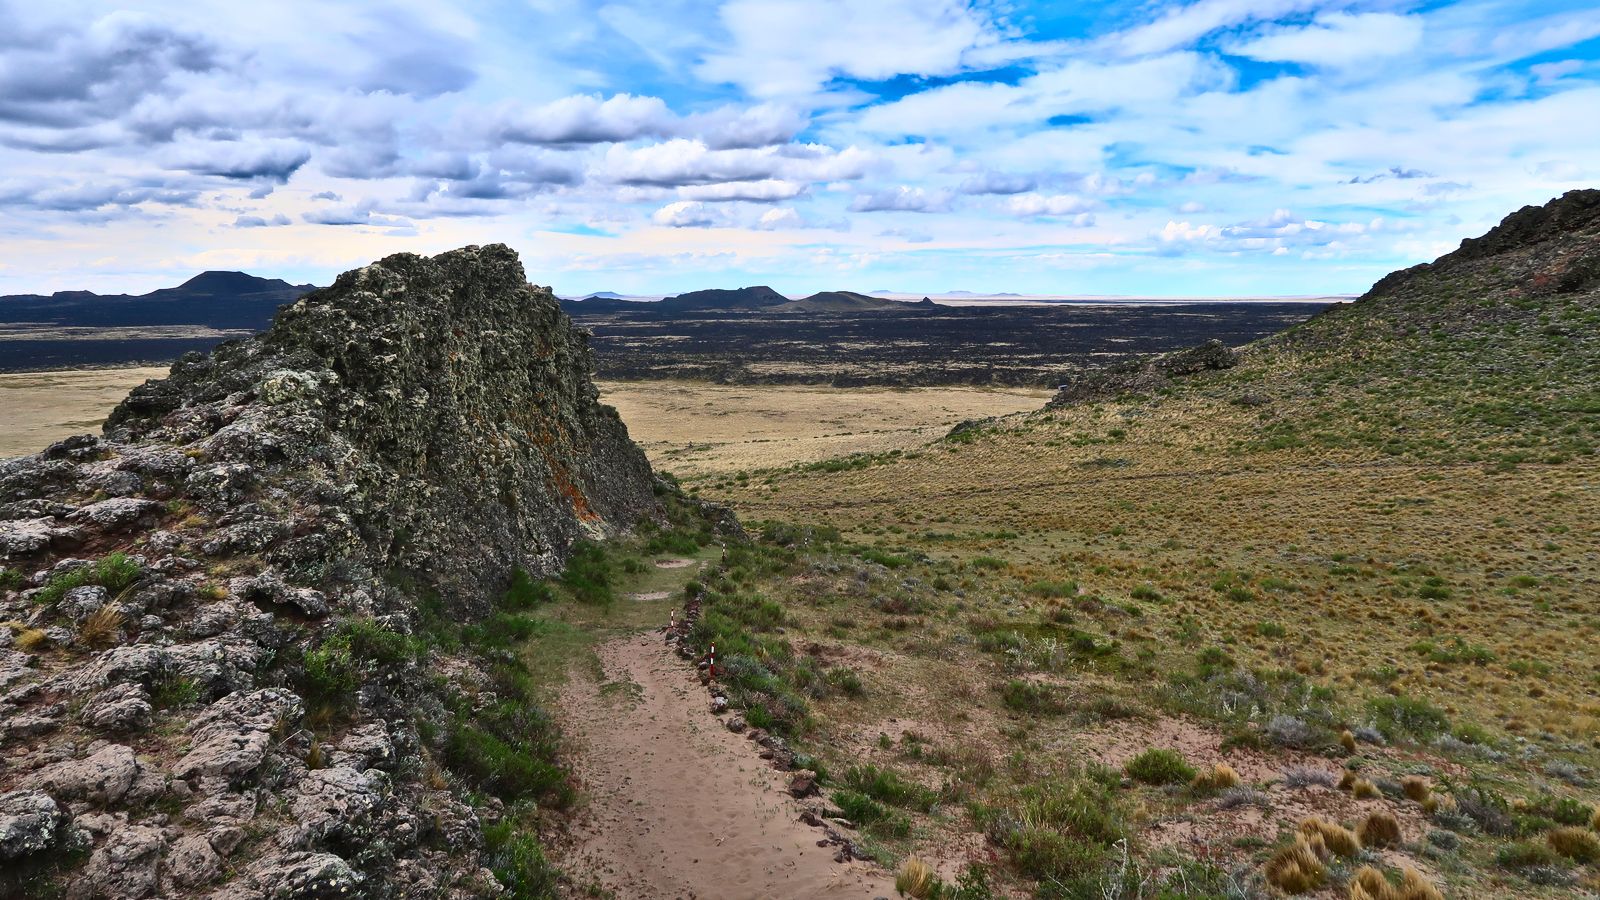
(1357, 810, 1403, 848)
(1548, 825, 1600, 863)
(1401, 775, 1430, 803)
(1264, 836, 1328, 894)
(1351, 777, 1382, 800)
(1592, 804, 1600, 831)
(1191, 762, 1242, 794)
(1340, 729, 1357, 752)
(8, 621, 49, 652)
(78, 605, 125, 649)
(1349, 864, 1443, 900)
(895, 858, 936, 899)
(1300, 817, 1362, 857)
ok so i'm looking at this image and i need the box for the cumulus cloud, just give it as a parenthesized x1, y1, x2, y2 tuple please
(600, 139, 870, 187)
(0, 177, 201, 212)
(678, 179, 806, 202)
(1005, 193, 1097, 218)
(233, 213, 292, 227)
(302, 199, 411, 227)
(849, 186, 952, 213)
(166, 140, 311, 182)
(0, 12, 218, 128)
(494, 93, 674, 146)
(960, 172, 1036, 195)
(650, 200, 733, 228)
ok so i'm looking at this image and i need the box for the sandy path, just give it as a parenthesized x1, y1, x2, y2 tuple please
(556, 632, 896, 899)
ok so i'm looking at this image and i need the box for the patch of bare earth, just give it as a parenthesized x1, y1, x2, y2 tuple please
(552, 632, 897, 898)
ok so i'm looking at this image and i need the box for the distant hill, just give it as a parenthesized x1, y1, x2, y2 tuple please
(660, 286, 790, 310)
(0, 271, 316, 330)
(771, 291, 931, 313)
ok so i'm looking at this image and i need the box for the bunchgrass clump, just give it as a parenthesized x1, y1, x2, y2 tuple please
(1357, 810, 1403, 848)
(1299, 817, 1362, 857)
(1547, 825, 1600, 863)
(1190, 762, 1242, 795)
(1125, 748, 1196, 785)
(1263, 836, 1327, 894)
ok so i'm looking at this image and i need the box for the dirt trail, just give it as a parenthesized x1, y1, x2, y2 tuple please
(556, 631, 896, 899)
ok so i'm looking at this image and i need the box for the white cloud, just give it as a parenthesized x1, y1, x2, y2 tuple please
(1005, 193, 1097, 217)
(1229, 13, 1426, 68)
(650, 200, 732, 228)
(697, 0, 999, 98)
(678, 179, 806, 202)
(494, 93, 674, 145)
(849, 186, 952, 213)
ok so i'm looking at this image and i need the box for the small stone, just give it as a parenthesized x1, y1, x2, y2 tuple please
(787, 771, 818, 798)
(725, 716, 746, 733)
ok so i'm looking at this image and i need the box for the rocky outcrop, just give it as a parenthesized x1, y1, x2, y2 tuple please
(1048, 339, 1237, 406)
(104, 243, 658, 613)
(0, 246, 665, 896)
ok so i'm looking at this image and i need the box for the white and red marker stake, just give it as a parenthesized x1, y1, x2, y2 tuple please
(708, 642, 716, 680)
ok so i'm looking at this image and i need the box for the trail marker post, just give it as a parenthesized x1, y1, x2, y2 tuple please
(709, 642, 716, 680)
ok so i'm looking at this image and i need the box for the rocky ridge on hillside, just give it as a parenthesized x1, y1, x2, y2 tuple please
(0, 245, 663, 897)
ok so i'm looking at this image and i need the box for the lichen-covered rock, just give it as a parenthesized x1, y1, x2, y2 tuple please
(80, 823, 165, 899)
(0, 246, 671, 897)
(79, 683, 154, 733)
(105, 244, 660, 614)
(24, 743, 141, 805)
(0, 789, 69, 860)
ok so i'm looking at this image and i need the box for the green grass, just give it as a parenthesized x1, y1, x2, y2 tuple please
(1124, 748, 1196, 785)
(32, 552, 141, 606)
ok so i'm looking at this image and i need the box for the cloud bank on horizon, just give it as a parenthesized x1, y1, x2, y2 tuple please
(0, 0, 1596, 297)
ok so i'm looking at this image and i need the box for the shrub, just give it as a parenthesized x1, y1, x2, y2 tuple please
(0, 567, 23, 591)
(832, 790, 909, 837)
(1125, 748, 1195, 785)
(1402, 775, 1431, 803)
(1367, 695, 1450, 742)
(1340, 729, 1358, 752)
(1357, 811, 1403, 848)
(1351, 777, 1382, 800)
(1548, 826, 1600, 863)
(841, 764, 937, 812)
(34, 553, 142, 607)
(482, 820, 558, 897)
(443, 723, 569, 806)
(1191, 762, 1242, 794)
(1349, 866, 1391, 900)
(501, 568, 553, 609)
(1496, 839, 1561, 870)
(1300, 817, 1361, 857)
(1005, 828, 1108, 883)
(1263, 837, 1327, 894)
(560, 541, 616, 604)
(999, 679, 1066, 715)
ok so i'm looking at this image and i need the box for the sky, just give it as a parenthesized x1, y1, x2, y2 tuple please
(1, 0, 1597, 298)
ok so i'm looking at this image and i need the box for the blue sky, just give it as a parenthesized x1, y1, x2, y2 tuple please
(1, 0, 1597, 297)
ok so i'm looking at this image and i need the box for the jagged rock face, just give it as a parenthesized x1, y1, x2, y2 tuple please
(0, 245, 664, 897)
(1297, 188, 1600, 345)
(104, 243, 659, 613)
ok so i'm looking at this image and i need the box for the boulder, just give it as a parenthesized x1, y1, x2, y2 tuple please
(24, 743, 141, 805)
(0, 789, 69, 860)
(81, 823, 165, 899)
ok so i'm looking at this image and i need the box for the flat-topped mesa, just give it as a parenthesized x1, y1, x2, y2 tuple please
(102, 243, 660, 613)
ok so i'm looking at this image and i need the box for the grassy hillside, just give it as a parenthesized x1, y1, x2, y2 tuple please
(673, 191, 1600, 897)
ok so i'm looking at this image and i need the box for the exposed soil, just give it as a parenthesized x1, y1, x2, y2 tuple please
(554, 631, 897, 898)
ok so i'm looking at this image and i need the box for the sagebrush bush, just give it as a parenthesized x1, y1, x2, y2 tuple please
(1125, 748, 1195, 785)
